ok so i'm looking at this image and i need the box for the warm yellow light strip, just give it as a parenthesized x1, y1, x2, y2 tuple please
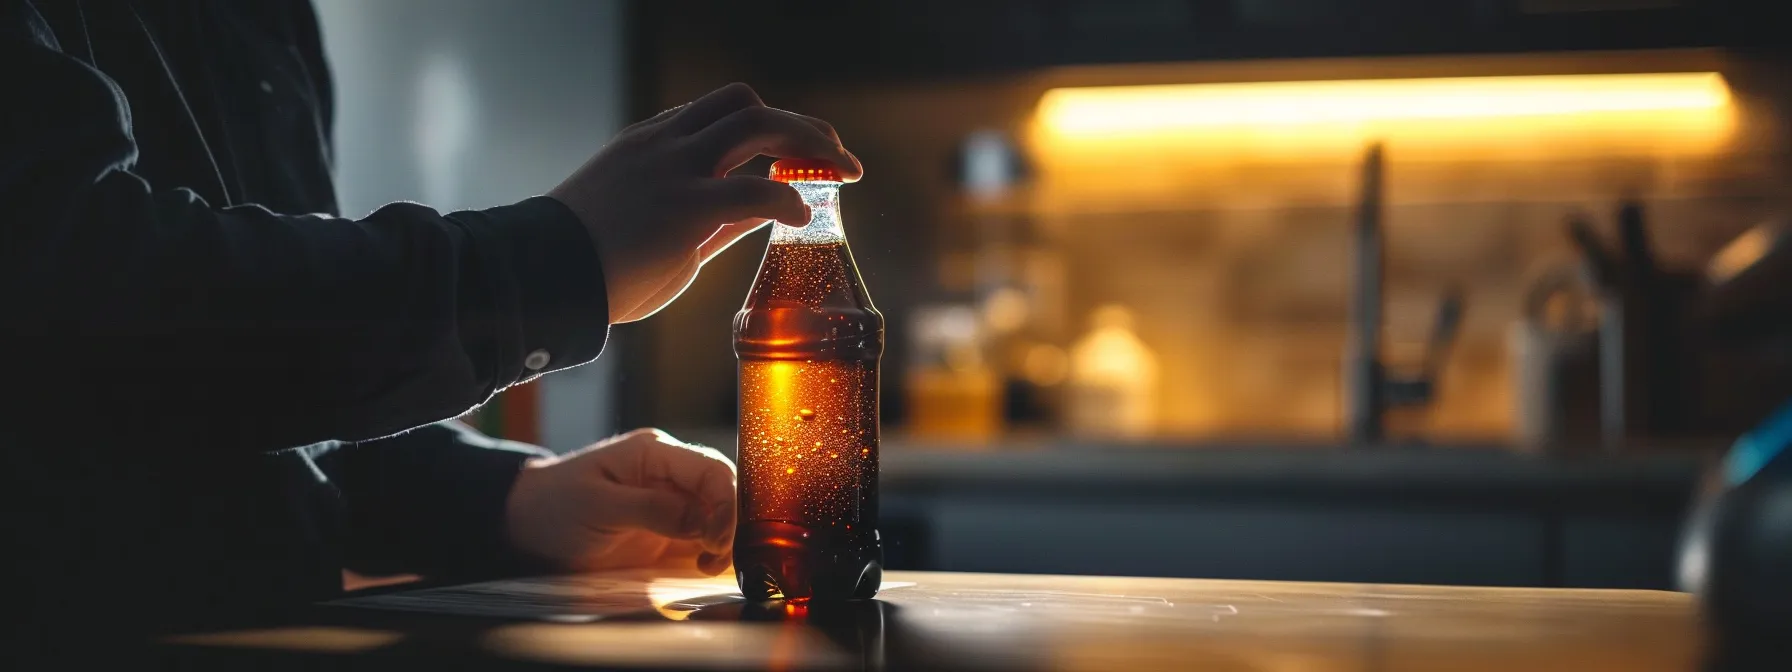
(1037, 72, 1731, 136)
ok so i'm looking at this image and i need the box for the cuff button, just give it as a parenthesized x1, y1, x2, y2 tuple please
(523, 349, 552, 371)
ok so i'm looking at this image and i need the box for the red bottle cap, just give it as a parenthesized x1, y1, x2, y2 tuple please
(770, 158, 842, 183)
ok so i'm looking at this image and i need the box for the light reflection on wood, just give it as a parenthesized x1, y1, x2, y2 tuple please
(167, 570, 1701, 671)
(163, 626, 404, 653)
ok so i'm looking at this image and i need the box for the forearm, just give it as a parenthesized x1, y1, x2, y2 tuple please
(4, 17, 609, 451)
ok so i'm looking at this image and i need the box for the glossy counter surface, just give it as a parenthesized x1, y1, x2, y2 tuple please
(159, 570, 1702, 671)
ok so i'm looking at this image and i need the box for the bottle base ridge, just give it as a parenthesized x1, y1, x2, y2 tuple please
(735, 521, 882, 602)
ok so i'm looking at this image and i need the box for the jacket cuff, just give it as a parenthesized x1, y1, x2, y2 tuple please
(329, 422, 557, 580)
(452, 196, 610, 389)
(408, 436, 552, 579)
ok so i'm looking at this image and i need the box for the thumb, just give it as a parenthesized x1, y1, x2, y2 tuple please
(656, 540, 733, 576)
(614, 254, 699, 323)
(698, 218, 771, 264)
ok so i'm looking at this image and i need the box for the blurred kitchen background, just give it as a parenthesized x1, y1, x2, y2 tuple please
(317, 0, 1792, 590)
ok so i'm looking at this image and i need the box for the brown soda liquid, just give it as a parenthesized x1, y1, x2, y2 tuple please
(734, 240, 884, 602)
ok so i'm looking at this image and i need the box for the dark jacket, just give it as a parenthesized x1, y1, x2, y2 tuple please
(1, 0, 609, 631)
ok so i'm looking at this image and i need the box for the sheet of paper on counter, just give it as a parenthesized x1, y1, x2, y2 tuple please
(325, 571, 913, 622)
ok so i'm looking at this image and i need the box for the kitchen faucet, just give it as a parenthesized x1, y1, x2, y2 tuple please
(1344, 143, 1465, 445)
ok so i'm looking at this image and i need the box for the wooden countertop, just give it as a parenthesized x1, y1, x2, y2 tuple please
(156, 570, 1702, 671)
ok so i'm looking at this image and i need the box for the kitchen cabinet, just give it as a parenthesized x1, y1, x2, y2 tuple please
(640, 0, 1779, 85)
(876, 445, 1704, 589)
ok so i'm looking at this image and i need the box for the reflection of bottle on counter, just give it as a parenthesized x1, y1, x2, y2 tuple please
(1067, 305, 1158, 438)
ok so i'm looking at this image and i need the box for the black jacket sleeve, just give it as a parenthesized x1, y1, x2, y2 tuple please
(2, 4, 609, 452)
(316, 420, 554, 579)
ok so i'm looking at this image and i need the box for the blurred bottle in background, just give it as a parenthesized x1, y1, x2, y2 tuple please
(1067, 305, 1159, 438)
(960, 129, 1069, 432)
(905, 305, 1001, 442)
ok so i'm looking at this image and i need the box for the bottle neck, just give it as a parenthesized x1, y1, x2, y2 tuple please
(770, 181, 845, 245)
